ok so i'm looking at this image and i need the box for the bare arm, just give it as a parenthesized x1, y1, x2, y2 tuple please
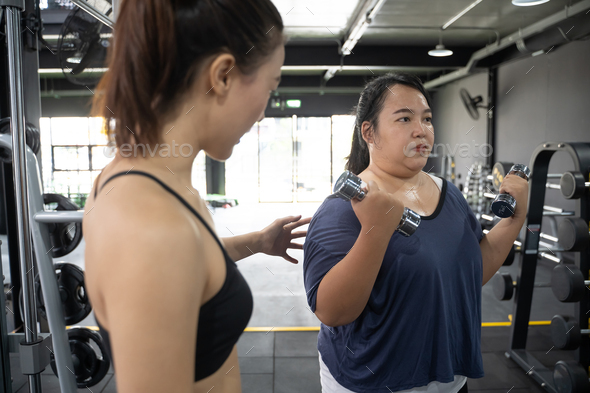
(480, 172, 529, 285)
(97, 196, 207, 393)
(314, 181, 402, 327)
(222, 215, 310, 263)
(480, 216, 525, 285)
(222, 232, 263, 262)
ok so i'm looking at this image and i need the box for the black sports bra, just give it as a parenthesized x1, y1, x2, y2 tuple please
(92, 170, 253, 381)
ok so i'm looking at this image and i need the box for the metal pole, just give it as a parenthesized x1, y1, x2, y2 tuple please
(111, 0, 119, 21)
(4, 3, 42, 392)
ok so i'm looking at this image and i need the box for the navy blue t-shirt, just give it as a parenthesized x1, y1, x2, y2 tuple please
(303, 177, 485, 392)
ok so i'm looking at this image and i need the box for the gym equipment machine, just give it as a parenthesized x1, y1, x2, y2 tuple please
(1, 0, 75, 390)
(501, 142, 590, 393)
(0, 1, 114, 392)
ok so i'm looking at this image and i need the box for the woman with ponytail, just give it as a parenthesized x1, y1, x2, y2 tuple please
(83, 1, 309, 392)
(303, 73, 528, 392)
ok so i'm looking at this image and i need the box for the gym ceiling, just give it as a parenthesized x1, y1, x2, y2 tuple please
(37, 0, 590, 99)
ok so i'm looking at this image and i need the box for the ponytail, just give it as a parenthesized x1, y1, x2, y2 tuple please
(345, 72, 432, 175)
(92, 0, 177, 148)
(345, 124, 370, 175)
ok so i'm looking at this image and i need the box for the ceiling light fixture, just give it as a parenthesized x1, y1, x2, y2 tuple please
(428, 32, 453, 57)
(512, 0, 550, 6)
(428, 44, 454, 57)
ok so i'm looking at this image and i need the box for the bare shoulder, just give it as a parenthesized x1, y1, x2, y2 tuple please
(83, 173, 207, 320)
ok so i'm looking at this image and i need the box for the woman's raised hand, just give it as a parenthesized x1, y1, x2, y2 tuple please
(351, 180, 405, 236)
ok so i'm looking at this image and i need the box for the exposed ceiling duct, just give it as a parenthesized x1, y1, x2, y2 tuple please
(424, 0, 590, 89)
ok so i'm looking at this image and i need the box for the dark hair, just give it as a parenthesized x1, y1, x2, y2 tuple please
(345, 72, 432, 175)
(92, 0, 284, 148)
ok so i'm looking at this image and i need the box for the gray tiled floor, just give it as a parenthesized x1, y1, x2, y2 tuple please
(11, 326, 578, 393)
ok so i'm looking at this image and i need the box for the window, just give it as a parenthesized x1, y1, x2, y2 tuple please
(40, 117, 111, 207)
(225, 125, 259, 203)
(225, 115, 357, 203)
(295, 117, 332, 202)
(258, 117, 294, 202)
(331, 115, 356, 183)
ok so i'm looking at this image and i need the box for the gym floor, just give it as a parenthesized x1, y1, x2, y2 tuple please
(2, 203, 579, 392)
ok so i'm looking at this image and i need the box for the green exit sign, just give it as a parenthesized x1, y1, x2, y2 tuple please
(285, 99, 301, 108)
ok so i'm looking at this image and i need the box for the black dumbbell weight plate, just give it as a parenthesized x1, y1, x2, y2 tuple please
(43, 194, 83, 258)
(551, 315, 581, 350)
(559, 172, 586, 200)
(19, 263, 92, 325)
(557, 217, 590, 252)
(492, 272, 514, 301)
(51, 327, 110, 388)
(553, 360, 590, 393)
(551, 264, 585, 303)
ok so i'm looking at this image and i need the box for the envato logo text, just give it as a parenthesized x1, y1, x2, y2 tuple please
(103, 141, 194, 159)
(403, 141, 493, 158)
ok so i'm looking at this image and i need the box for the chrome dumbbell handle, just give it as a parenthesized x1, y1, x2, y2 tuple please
(333, 171, 421, 237)
(333, 170, 367, 201)
(396, 208, 421, 237)
(491, 164, 530, 218)
(508, 164, 531, 180)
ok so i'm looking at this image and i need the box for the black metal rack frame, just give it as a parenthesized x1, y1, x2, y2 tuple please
(507, 142, 590, 392)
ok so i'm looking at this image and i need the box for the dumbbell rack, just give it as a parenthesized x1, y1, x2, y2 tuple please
(506, 142, 590, 392)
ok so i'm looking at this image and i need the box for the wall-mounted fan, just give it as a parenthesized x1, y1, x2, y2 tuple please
(57, 3, 112, 86)
(460, 88, 488, 120)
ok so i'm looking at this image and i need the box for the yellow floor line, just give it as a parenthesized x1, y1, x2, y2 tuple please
(245, 326, 320, 332)
(66, 318, 552, 333)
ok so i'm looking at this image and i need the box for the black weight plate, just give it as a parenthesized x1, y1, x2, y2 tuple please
(23, 263, 92, 325)
(551, 264, 585, 303)
(551, 315, 580, 350)
(51, 327, 110, 388)
(560, 171, 586, 200)
(43, 193, 83, 257)
(55, 263, 92, 325)
(558, 217, 590, 252)
(553, 360, 590, 393)
(503, 245, 516, 266)
(70, 340, 98, 380)
(493, 272, 514, 301)
(0, 118, 41, 155)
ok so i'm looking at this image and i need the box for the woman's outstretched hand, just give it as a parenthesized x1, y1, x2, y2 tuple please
(259, 215, 312, 264)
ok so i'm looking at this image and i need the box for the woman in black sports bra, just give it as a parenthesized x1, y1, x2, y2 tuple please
(83, 1, 304, 392)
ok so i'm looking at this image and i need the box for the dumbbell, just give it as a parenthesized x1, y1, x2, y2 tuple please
(557, 217, 590, 252)
(559, 171, 590, 200)
(491, 164, 530, 218)
(492, 272, 551, 301)
(333, 171, 421, 237)
(551, 315, 590, 350)
(551, 264, 590, 303)
(553, 360, 590, 393)
(492, 161, 547, 191)
(496, 163, 589, 200)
